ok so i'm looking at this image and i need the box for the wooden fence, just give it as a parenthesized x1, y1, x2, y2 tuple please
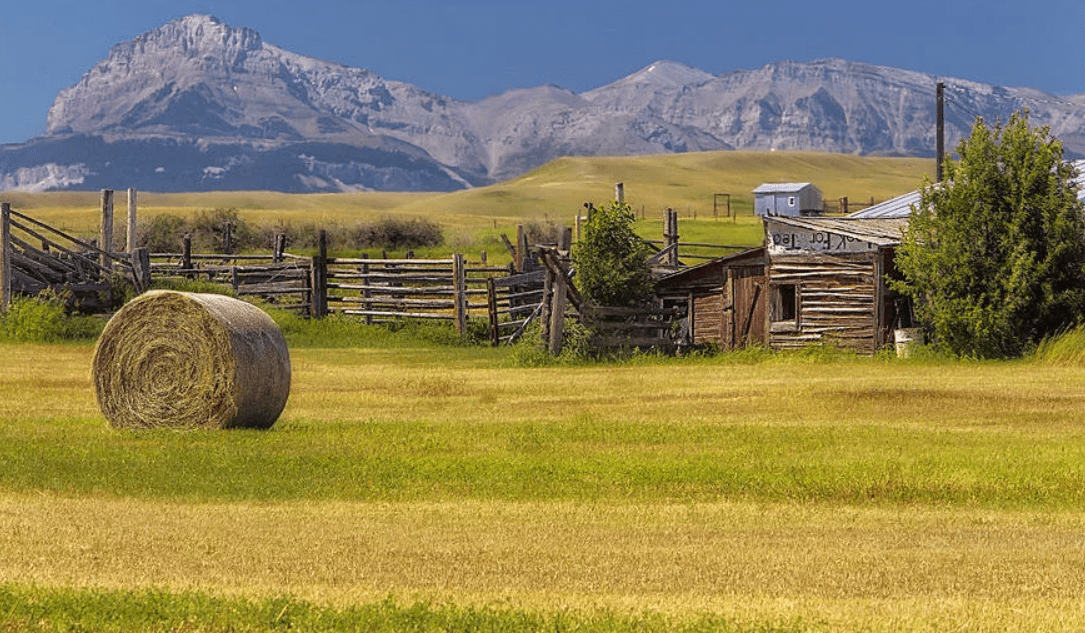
(535, 246, 684, 355)
(1, 187, 738, 353)
(0, 202, 138, 312)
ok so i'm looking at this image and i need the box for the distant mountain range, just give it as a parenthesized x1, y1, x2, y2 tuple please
(3, 14, 1084, 193)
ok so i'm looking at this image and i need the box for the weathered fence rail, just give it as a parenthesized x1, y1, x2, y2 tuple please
(0, 202, 138, 311)
(581, 304, 684, 351)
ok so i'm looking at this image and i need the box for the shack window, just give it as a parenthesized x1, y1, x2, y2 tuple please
(771, 283, 798, 327)
(788, 196, 796, 207)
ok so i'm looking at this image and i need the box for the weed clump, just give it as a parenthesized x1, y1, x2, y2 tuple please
(0, 291, 103, 343)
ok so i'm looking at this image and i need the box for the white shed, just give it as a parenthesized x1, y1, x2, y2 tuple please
(752, 183, 823, 217)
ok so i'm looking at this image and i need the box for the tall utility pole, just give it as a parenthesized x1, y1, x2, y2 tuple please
(936, 81, 945, 182)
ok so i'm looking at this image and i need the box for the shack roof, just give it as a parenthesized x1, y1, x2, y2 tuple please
(656, 247, 766, 288)
(767, 216, 909, 246)
(752, 182, 817, 194)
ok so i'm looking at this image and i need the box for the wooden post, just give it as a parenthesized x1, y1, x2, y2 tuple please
(182, 233, 192, 276)
(126, 188, 138, 254)
(840, 197, 849, 215)
(515, 224, 526, 272)
(273, 234, 285, 263)
(615, 182, 625, 204)
(936, 81, 945, 182)
(486, 276, 499, 346)
(0, 203, 11, 312)
(131, 247, 151, 293)
(559, 226, 573, 253)
(453, 253, 467, 336)
(665, 208, 680, 267)
(223, 222, 234, 255)
(575, 214, 583, 243)
(311, 229, 328, 318)
(548, 266, 568, 355)
(360, 255, 372, 326)
(100, 189, 114, 271)
(539, 267, 553, 344)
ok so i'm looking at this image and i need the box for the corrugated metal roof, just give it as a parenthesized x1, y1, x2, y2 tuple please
(767, 216, 909, 246)
(849, 159, 1085, 219)
(752, 182, 815, 194)
(847, 190, 922, 219)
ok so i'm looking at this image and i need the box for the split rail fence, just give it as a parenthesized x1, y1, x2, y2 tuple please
(1, 185, 743, 352)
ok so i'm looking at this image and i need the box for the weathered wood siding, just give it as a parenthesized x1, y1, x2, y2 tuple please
(767, 251, 887, 353)
(729, 266, 766, 348)
(655, 248, 767, 351)
(692, 291, 724, 345)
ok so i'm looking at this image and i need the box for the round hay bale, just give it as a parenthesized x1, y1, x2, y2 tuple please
(92, 290, 291, 429)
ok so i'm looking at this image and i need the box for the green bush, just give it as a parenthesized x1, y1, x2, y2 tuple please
(573, 201, 654, 307)
(892, 111, 1085, 358)
(0, 292, 103, 342)
(349, 217, 444, 250)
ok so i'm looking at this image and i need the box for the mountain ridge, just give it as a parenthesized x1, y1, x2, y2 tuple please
(4, 14, 1084, 193)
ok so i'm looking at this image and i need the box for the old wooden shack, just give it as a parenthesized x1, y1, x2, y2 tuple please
(657, 215, 909, 354)
(763, 216, 906, 353)
(656, 247, 767, 350)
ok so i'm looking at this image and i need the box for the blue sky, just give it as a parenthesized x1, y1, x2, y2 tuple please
(1, 0, 1082, 144)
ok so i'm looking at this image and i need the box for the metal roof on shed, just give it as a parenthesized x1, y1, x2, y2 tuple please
(847, 190, 922, 219)
(752, 182, 817, 194)
(849, 159, 1085, 220)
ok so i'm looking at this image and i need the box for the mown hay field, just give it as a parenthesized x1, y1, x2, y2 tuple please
(3, 333, 1085, 631)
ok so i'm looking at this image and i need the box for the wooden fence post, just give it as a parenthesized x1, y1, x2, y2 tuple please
(100, 189, 114, 271)
(453, 252, 467, 336)
(560, 226, 573, 253)
(548, 266, 567, 355)
(0, 203, 10, 312)
(126, 188, 138, 254)
(273, 233, 285, 263)
(182, 233, 192, 276)
(131, 247, 151, 293)
(223, 222, 234, 255)
(515, 224, 526, 272)
(311, 229, 328, 318)
(615, 182, 624, 204)
(360, 254, 372, 325)
(665, 208, 680, 267)
(486, 276, 499, 346)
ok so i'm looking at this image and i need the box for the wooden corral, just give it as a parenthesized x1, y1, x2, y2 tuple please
(0, 195, 548, 340)
(0, 201, 139, 312)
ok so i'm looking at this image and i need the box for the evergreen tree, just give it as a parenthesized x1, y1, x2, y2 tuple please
(893, 111, 1085, 358)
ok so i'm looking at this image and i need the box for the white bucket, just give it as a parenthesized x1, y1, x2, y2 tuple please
(894, 328, 923, 358)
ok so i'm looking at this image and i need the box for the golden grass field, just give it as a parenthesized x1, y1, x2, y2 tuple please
(0, 150, 934, 235)
(11, 150, 1081, 631)
(4, 336, 1085, 630)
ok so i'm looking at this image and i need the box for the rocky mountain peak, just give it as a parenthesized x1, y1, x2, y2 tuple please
(8, 16, 1085, 194)
(125, 14, 263, 59)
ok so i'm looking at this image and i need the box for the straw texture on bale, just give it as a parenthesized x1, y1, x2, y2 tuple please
(93, 290, 291, 429)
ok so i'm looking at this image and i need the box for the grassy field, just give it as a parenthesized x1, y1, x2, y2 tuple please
(3, 324, 1085, 631)
(5, 150, 1060, 631)
(0, 151, 932, 259)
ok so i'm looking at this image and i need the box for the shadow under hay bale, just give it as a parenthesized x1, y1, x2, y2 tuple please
(92, 291, 291, 430)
